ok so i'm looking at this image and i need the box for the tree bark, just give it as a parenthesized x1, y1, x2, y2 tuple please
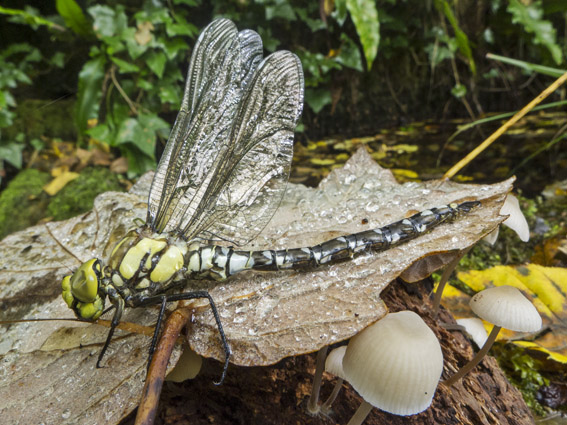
(121, 279, 535, 425)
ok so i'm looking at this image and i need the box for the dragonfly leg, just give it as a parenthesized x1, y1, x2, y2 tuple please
(97, 298, 125, 368)
(139, 290, 231, 385)
(146, 296, 169, 371)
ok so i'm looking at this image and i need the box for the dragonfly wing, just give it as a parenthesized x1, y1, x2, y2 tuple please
(179, 51, 304, 245)
(146, 19, 263, 233)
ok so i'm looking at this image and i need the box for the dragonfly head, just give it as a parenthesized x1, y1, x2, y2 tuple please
(61, 259, 106, 321)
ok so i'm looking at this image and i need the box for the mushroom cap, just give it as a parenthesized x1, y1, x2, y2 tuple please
(342, 311, 443, 416)
(325, 346, 347, 380)
(470, 285, 542, 333)
(456, 317, 488, 347)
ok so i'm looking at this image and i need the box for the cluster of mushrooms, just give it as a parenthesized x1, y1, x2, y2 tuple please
(307, 286, 542, 424)
(307, 195, 541, 424)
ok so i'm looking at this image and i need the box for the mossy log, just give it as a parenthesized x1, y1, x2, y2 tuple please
(124, 279, 535, 425)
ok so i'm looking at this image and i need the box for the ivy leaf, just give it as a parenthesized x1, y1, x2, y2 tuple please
(346, 0, 379, 70)
(305, 88, 332, 113)
(146, 51, 166, 78)
(88, 4, 127, 39)
(75, 55, 106, 138)
(265, 2, 297, 21)
(110, 56, 140, 74)
(0, 142, 24, 168)
(507, 0, 563, 65)
(161, 37, 188, 60)
(333, 0, 348, 25)
(334, 34, 363, 72)
(159, 85, 181, 106)
(55, 0, 91, 37)
(115, 113, 168, 157)
(451, 83, 467, 99)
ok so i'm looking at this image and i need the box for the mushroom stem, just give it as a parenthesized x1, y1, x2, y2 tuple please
(444, 325, 501, 386)
(320, 378, 344, 414)
(346, 400, 373, 425)
(432, 247, 471, 317)
(307, 346, 328, 413)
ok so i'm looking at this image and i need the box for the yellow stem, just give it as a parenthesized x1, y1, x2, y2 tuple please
(443, 71, 567, 180)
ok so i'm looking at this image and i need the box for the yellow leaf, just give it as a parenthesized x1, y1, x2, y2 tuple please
(513, 341, 567, 364)
(453, 264, 567, 360)
(310, 158, 336, 166)
(43, 171, 80, 196)
(392, 169, 419, 179)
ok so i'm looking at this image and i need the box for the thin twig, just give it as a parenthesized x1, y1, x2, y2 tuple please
(443, 70, 567, 179)
(110, 65, 138, 115)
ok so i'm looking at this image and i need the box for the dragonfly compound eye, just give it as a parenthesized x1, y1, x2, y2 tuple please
(61, 259, 105, 321)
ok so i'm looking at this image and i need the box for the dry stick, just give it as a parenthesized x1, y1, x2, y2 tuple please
(443, 71, 567, 180)
(443, 325, 501, 387)
(135, 306, 192, 425)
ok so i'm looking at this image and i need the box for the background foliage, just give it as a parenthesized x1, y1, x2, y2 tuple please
(0, 0, 565, 178)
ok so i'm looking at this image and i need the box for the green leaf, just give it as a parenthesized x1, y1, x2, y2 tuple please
(161, 37, 188, 59)
(333, 0, 348, 25)
(265, 2, 297, 21)
(88, 4, 127, 38)
(166, 16, 198, 37)
(123, 146, 155, 177)
(256, 27, 279, 52)
(146, 51, 166, 78)
(75, 55, 106, 138)
(111, 56, 140, 74)
(346, 0, 379, 70)
(435, 0, 476, 75)
(295, 8, 326, 32)
(507, 0, 563, 65)
(451, 83, 467, 98)
(173, 0, 200, 5)
(486, 53, 565, 78)
(116, 113, 168, 157)
(305, 88, 332, 113)
(334, 34, 363, 72)
(56, 0, 91, 37)
(159, 85, 181, 106)
(0, 6, 61, 30)
(86, 123, 112, 142)
(50, 52, 65, 68)
(0, 142, 25, 168)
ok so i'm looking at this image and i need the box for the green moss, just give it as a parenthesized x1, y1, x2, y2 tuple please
(47, 167, 124, 221)
(0, 169, 51, 240)
(492, 344, 548, 417)
(4, 99, 77, 142)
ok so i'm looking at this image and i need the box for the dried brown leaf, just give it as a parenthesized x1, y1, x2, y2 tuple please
(0, 148, 513, 423)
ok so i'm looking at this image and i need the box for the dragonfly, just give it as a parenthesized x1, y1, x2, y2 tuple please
(60, 18, 479, 384)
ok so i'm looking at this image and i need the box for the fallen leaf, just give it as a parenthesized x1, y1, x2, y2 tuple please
(43, 171, 80, 196)
(444, 264, 567, 362)
(0, 148, 513, 423)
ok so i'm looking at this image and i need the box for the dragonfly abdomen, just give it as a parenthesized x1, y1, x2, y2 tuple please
(193, 201, 480, 278)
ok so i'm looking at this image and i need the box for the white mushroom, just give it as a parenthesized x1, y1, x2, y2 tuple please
(320, 346, 347, 413)
(165, 347, 202, 382)
(342, 311, 444, 423)
(484, 194, 530, 244)
(444, 285, 542, 386)
(456, 317, 489, 348)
